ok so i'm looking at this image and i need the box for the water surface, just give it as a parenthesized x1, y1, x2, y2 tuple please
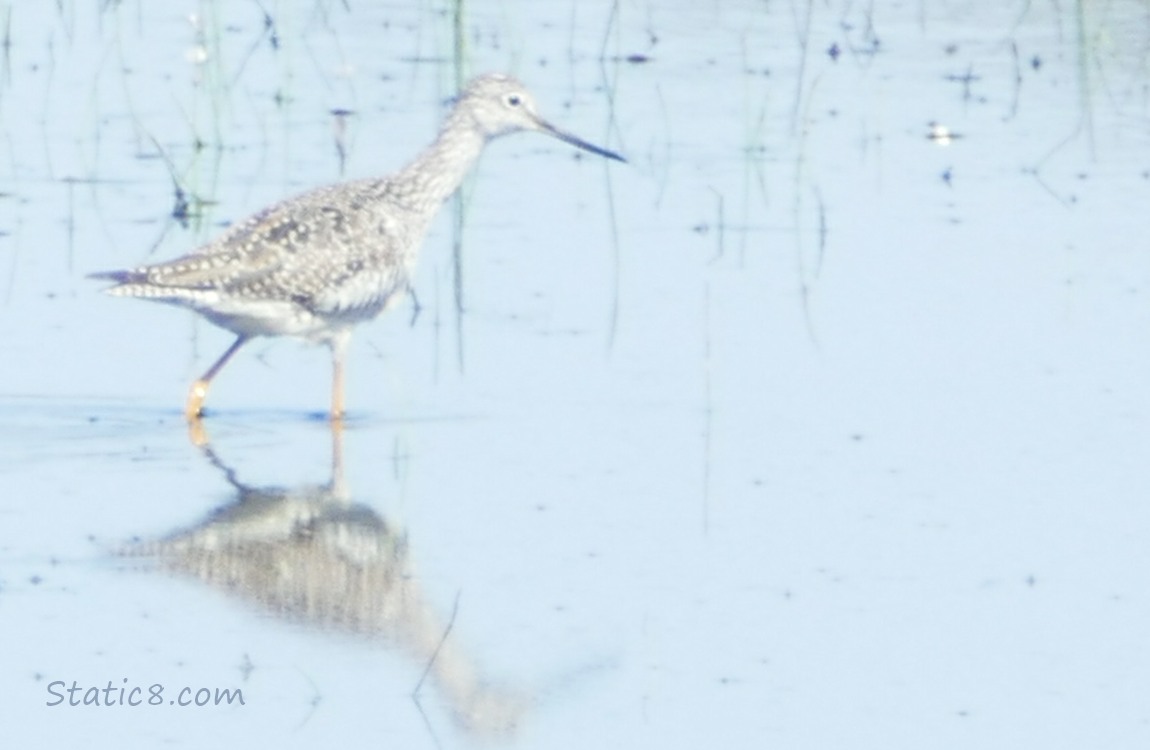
(3, 2, 1150, 748)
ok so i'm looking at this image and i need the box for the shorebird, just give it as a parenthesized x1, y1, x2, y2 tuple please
(91, 73, 624, 421)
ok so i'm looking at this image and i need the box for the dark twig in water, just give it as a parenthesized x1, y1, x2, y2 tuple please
(708, 188, 725, 265)
(412, 590, 462, 699)
(331, 108, 353, 176)
(230, 2, 281, 89)
(0, 6, 12, 88)
(450, 0, 469, 375)
(405, 281, 422, 327)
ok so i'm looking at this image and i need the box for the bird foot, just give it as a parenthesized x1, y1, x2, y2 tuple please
(185, 380, 209, 421)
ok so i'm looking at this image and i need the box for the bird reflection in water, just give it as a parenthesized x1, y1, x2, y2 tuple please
(123, 422, 527, 737)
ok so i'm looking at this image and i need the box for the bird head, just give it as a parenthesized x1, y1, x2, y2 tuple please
(457, 73, 625, 162)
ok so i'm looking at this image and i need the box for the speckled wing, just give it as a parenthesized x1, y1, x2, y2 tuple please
(93, 179, 411, 320)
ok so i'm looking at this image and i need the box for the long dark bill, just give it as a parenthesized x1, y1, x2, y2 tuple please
(538, 118, 626, 163)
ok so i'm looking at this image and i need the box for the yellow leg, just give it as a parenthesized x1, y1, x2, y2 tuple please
(185, 380, 210, 421)
(184, 335, 250, 421)
(329, 330, 351, 421)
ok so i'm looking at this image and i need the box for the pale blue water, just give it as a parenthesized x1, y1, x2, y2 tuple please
(3, 2, 1150, 748)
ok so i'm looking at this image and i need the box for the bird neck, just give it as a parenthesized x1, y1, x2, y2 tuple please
(390, 109, 488, 217)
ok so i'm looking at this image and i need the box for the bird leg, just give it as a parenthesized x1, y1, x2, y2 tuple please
(329, 330, 351, 422)
(185, 335, 251, 421)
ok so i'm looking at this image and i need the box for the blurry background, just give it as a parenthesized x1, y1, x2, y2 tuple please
(2, 1, 1150, 748)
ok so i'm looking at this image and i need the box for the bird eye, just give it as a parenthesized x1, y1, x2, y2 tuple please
(506, 94, 521, 107)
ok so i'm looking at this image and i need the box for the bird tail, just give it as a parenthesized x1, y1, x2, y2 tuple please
(87, 269, 145, 285)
